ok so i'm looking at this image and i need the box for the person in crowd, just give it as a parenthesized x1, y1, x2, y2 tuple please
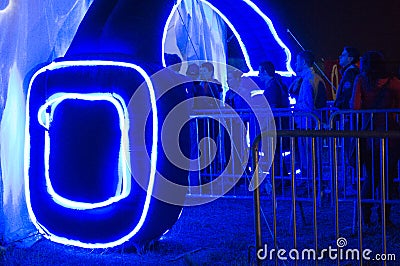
(194, 62, 223, 182)
(186, 63, 200, 80)
(225, 68, 273, 180)
(350, 50, 400, 228)
(294, 50, 327, 113)
(185, 63, 203, 101)
(197, 62, 222, 103)
(334, 46, 360, 109)
(259, 61, 290, 176)
(184, 62, 203, 185)
(259, 61, 290, 109)
(224, 69, 250, 178)
(225, 69, 251, 110)
(164, 53, 183, 74)
(225, 69, 241, 109)
(333, 47, 360, 195)
(288, 76, 302, 103)
(293, 50, 327, 177)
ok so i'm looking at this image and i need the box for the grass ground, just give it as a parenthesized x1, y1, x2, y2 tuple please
(1, 196, 399, 265)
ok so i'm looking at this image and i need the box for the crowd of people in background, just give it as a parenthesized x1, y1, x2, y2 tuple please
(165, 48, 400, 228)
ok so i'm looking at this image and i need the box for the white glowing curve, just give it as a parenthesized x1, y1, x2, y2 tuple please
(25, 60, 158, 248)
(240, 0, 295, 77)
(0, 0, 12, 13)
(162, 0, 295, 77)
(37, 92, 130, 210)
(161, 0, 183, 67)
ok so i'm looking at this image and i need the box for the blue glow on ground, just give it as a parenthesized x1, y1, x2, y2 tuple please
(24, 60, 159, 248)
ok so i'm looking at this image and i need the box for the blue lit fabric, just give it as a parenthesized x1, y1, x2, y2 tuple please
(0, 0, 93, 246)
(164, 0, 227, 85)
(165, 0, 294, 77)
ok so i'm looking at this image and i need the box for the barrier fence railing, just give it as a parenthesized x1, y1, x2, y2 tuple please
(188, 108, 322, 199)
(252, 126, 400, 266)
(188, 107, 400, 265)
(187, 108, 400, 200)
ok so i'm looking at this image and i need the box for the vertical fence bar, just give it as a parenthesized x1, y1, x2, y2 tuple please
(312, 137, 318, 266)
(290, 136, 298, 266)
(317, 136, 323, 208)
(207, 118, 213, 195)
(356, 137, 363, 266)
(333, 136, 339, 238)
(271, 137, 278, 266)
(380, 138, 387, 266)
(252, 135, 262, 266)
(335, 137, 341, 266)
(194, 117, 199, 194)
(330, 131, 335, 206)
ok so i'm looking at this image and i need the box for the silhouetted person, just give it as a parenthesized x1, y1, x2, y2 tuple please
(334, 46, 360, 109)
(164, 53, 183, 74)
(293, 50, 327, 177)
(259, 61, 290, 176)
(351, 51, 400, 228)
(194, 62, 222, 182)
(259, 61, 289, 108)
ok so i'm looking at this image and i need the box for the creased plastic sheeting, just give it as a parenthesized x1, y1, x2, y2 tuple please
(164, 0, 227, 84)
(0, 0, 92, 246)
(0, 63, 39, 247)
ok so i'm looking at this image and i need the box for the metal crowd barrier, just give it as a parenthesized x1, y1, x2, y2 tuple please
(187, 108, 322, 200)
(187, 107, 400, 265)
(329, 109, 400, 201)
(252, 109, 400, 266)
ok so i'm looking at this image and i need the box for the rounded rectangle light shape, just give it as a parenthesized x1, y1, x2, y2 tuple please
(37, 92, 131, 210)
(24, 60, 159, 248)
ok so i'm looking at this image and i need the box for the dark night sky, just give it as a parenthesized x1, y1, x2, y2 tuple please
(252, 0, 400, 71)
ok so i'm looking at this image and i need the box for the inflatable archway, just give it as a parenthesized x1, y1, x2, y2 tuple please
(25, 0, 189, 248)
(24, 0, 292, 248)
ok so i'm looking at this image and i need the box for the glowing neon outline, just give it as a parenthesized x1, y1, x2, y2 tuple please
(162, 0, 295, 77)
(0, 0, 11, 13)
(24, 60, 158, 248)
(37, 92, 131, 210)
(161, 0, 182, 67)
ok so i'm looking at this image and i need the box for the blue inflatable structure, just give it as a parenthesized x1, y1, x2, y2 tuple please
(25, 0, 190, 248)
(24, 0, 292, 248)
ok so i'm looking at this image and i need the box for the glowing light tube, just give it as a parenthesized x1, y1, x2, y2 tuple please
(162, 0, 295, 77)
(24, 60, 158, 248)
(37, 92, 131, 210)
